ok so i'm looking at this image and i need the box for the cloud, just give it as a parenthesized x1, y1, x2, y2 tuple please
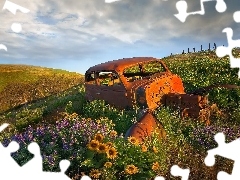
(0, 0, 239, 73)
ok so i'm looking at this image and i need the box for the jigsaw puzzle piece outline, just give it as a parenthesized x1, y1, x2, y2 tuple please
(80, 175, 92, 180)
(2, 0, 30, 33)
(154, 165, 190, 180)
(204, 132, 240, 180)
(20, 159, 72, 180)
(20, 142, 43, 173)
(233, 11, 240, 23)
(218, 159, 240, 180)
(154, 176, 165, 180)
(0, 44, 7, 51)
(174, 0, 227, 23)
(0, 140, 73, 179)
(205, 132, 240, 163)
(1, 1, 30, 51)
(215, 27, 240, 77)
(0, 141, 24, 179)
(171, 165, 190, 180)
(38, 160, 72, 180)
(2, 0, 30, 15)
(0, 123, 9, 132)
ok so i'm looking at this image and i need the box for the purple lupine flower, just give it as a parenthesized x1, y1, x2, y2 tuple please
(63, 143, 70, 150)
(191, 125, 240, 150)
(2, 138, 10, 147)
(6, 115, 115, 171)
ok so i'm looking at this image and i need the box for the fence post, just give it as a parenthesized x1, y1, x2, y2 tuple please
(188, 48, 190, 53)
(201, 45, 203, 51)
(208, 43, 211, 50)
(214, 43, 216, 49)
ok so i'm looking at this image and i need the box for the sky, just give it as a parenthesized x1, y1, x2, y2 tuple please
(0, 0, 239, 74)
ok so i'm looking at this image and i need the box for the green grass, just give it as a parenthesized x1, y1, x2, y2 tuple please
(0, 64, 84, 113)
(1, 49, 240, 134)
(1, 49, 240, 179)
(162, 49, 240, 110)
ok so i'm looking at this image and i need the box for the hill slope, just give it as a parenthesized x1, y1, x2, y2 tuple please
(0, 64, 84, 113)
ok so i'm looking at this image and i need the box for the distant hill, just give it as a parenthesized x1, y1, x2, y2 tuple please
(0, 64, 84, 113)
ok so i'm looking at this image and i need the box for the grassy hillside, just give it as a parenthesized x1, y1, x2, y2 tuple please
(0, 64, 84, 113)
(0, 50, 240, 179)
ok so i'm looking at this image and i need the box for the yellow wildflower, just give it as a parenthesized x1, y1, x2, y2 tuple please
(152, 146, 158, 153)
(104, 162, 112, 168)
(141, 144, 148, 152)
(152, 162, 160, 171)
(106, 142, 113, 147)
(128, 136, 139, 146)
(110, 130, 118, 137)
(87, 140, 99, 151)
(106, 147, 118, 159)
(96, 120, 101, 124)
(94, 133, 104, 142)
(97, 143, 108, 154)
(89, 169, 101, 179)
(125, 165, 139, 175)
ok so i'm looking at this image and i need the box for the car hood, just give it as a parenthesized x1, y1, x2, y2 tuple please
(126, 72, 185, 109)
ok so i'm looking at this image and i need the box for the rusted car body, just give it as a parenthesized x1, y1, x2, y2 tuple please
(85, 57, 238, 142)
(85, 57, 185, 110)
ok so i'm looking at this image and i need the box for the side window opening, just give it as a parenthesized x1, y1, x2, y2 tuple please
(98, 71, 122, 86)
(86, 72, 96, 84)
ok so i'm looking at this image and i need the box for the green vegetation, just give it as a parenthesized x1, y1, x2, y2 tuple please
(0, 49, 240, 179)
(0, 65, 84, 113)
(162, 50, 240, 113)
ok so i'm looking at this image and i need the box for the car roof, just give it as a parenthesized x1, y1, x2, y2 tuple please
(85, 57, 162, 74)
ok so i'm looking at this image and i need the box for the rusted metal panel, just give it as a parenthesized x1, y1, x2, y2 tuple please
(85, 57, 169, 74)
(125, 110, 166, 143)
(144, 74, 185, 110)
(164, 93, 211, 125)
(85, 57, 181, 110)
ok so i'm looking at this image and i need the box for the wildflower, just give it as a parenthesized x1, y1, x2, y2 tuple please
(94, 133, 104, 142)
(89, 169, 101, 179)
(141, 144, 148, 152)
(82, 159, 91, 166)
(106, 142, 113, 147)
(87, 140, 99, 151)
(152, 146, 158, 153)
(128, 136, 139, 146)
(97, 143, 108, 154)
(125, 165, 139, 175)
(152, 162, 160, 171)
(110, 130, 117, 137)
(104, 162, 112, 168)
(106, 147, 118, 159)
(71, 113, 78, 119)
(96, 120, 101, 124)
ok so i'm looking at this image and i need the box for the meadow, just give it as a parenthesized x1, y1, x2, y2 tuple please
(0, 49, 240, 179)
(0, 65, 84, 114)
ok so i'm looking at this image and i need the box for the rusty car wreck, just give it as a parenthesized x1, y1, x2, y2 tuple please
(85, 57, 239, 142)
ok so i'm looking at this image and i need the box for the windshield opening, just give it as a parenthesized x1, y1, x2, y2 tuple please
(123, 61, 166, 82)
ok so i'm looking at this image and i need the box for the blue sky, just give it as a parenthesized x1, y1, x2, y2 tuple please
(0, 0, 239, 74)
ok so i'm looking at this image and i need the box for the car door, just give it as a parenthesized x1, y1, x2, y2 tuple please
(85, 71, 101, 101)
(97, 71, 131, 109)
